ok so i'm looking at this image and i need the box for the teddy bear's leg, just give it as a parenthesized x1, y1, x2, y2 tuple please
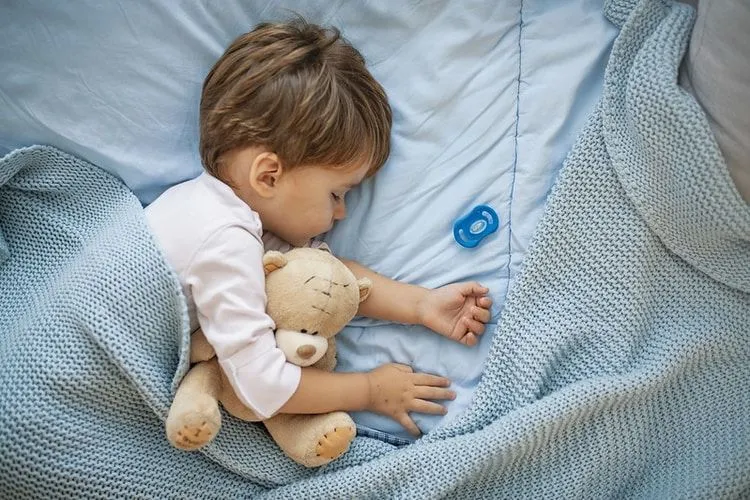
(264, 411, 356, 467)
(190, 328, 216, 363)
(165, 358, 222, 450)
(217, 369, 263, 422)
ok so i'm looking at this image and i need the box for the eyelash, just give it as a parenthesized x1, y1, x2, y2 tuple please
(331, 193, 342, 202)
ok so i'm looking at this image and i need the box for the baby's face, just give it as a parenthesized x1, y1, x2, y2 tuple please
(264, 162, 370, 247)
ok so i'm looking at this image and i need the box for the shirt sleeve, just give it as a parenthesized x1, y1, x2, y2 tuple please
(186, 225, 301, 419)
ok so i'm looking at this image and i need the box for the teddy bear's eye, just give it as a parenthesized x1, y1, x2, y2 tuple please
(300, 329, 308, 333)
(311, 331, 319, 336)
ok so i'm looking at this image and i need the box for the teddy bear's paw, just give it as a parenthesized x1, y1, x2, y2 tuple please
(171, 418, 219, 450)
(265, 411, 356, 467)
(166, 397, 221, 451)
(316, 424, 356, 460)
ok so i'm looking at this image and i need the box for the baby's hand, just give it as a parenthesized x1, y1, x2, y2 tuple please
(366, 363, 455, 436)
(417, 282, 492, 346)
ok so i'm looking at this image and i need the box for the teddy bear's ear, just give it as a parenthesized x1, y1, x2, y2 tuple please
(357, 277, 373, 303)
(263, 251, 288, 276)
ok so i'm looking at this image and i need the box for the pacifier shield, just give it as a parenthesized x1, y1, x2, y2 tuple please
(453, 205, 499, 248)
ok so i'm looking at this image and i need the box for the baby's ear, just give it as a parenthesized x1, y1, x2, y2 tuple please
(263, 251, 288, 276)
(357, 277, 373, 303)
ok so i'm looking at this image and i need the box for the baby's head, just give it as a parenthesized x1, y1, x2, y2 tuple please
(199, 19, 392, 246)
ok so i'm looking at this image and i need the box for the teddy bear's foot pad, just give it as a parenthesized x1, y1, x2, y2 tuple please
(171, 419, 219, 450)
(316, 425, 356, 460)
(166, 397, 221, 451)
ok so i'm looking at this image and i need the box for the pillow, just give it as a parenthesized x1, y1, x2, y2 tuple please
(326, 1, 617, 440)
(680, 0, 750, 202)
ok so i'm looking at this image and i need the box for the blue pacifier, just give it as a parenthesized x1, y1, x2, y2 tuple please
(453, 205, 499, 248)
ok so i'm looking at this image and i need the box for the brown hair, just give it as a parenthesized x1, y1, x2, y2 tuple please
(199, 19, 392, 179)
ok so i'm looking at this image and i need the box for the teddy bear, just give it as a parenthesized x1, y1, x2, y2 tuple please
(165, 246, 372, 467)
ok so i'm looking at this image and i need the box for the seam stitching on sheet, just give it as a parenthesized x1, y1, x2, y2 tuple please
(505, 0, 524, 302)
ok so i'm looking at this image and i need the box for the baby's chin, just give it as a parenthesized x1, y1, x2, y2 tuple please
(289, 236, 317, 248)
(288, 224, 332, 247)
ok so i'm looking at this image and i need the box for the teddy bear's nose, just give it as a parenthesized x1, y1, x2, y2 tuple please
(296, 345, 316, 359)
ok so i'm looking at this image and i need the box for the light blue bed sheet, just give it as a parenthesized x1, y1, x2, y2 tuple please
(0, 1, 616, 440)
(327, 3, 617, 439)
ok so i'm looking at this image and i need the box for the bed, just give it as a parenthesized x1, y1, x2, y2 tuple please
(1, 0, 748, 498)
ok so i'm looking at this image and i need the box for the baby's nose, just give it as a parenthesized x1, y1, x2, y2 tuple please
(296, 345, 317, 359)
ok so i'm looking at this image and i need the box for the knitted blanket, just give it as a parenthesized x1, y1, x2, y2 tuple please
(1, 0, 749, 498)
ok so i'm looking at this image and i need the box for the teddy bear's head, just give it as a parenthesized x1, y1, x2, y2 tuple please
(263, 247, 371, 365)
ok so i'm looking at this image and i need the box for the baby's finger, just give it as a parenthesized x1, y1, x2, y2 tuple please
(391, 363, 414, 373)
(465, 282, 489, 297)
(414, 385, 456, 403)
(478, 296, 493, 308)
(464, 317, 486, 336)
(409, 399, 448, 416)
(412, 373, 452, 388)
(472, 305, 491, 323)
(396, 413, 422, 437)
(461, 331, 478, 347)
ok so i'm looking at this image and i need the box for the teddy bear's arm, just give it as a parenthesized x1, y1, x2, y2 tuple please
(313, 338, 337, 372)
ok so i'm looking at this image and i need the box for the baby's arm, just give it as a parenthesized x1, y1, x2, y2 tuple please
(342, 259, 493, 346)
(190, 227, 303, 420)
(279, 363, 454, 436)
(190, 228, 454, 433)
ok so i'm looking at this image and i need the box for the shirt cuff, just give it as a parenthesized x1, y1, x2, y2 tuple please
(218, 333, 301, 419)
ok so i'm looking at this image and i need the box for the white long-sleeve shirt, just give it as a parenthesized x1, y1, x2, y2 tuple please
(145, 172, 300, 419)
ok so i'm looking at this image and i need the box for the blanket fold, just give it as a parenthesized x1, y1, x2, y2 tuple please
(1, 0, 748, 498)
(603, 0, 750, 291)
